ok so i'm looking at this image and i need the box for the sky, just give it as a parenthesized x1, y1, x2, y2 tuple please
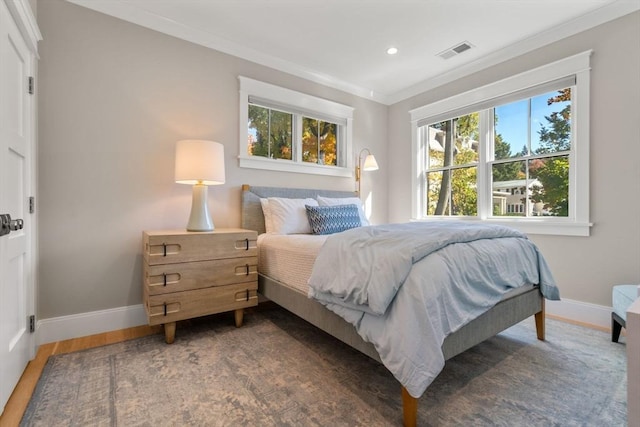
(495, 90, 570, 156)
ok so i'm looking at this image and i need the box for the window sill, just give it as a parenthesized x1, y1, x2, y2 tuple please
(410, 216, 592, 237)
(238, 156, 353, 178)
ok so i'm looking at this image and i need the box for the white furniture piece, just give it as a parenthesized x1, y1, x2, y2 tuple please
(612, 284, 638, 342)
(142, 228, 258, 343)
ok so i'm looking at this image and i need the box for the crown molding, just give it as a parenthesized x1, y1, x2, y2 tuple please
(4, 0, 42, 56)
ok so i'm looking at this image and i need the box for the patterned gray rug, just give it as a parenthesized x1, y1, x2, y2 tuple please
(21, 304, 627, 426)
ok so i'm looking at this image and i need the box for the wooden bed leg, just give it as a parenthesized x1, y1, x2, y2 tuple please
(535, 298, 545, 341)
(401, 386, 418, 427)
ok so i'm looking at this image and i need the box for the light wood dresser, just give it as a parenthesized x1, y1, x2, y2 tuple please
(142, 228, 258, 343)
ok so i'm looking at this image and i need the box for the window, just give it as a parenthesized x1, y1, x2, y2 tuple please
(410, 52, 592, 236)
(422, 112, 480, 216)
(239, 76, 353, 177)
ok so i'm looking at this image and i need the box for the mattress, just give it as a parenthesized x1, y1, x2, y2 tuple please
(257, 233, 327, 294)
(258, 233, 537, 301)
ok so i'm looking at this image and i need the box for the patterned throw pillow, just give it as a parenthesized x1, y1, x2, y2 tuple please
(305, 204, 361, 235)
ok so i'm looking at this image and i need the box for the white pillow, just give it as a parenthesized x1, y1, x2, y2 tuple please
(316, 196, 370, 226)
(259, 198, 274, 234)
(267, 197, 319, 234)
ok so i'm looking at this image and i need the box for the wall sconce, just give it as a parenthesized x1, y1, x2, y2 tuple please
(355, 148, 379, 195)
(175, 140, 226, 231)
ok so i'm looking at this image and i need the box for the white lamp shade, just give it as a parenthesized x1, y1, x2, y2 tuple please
(175, 140, 226, 185)
(362, 154, 379, 171)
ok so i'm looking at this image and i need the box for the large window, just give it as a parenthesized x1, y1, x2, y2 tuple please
(410, 52, 591, 236)
(239, 77, 353, 177)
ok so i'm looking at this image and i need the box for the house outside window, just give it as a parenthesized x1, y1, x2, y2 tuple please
(239, 76, 353, 177)
(410, 52, 592, 236)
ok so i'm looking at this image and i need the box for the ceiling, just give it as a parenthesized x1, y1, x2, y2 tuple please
(67, 0, 639, 104)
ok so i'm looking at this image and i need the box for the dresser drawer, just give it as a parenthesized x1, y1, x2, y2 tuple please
(144, 257, 258, 295)
(145, 282, 258, 326)
(143, 229, 257, 265)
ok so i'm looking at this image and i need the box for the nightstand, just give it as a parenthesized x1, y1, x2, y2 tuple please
(142, 228, 258, 343)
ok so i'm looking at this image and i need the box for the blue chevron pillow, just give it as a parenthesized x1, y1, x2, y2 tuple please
(305, 204, 362, 235)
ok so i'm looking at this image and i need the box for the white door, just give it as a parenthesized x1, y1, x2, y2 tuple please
(0, 0, 36, 413)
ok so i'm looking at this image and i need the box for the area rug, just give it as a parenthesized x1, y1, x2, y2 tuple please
(21, 305, 627, 426)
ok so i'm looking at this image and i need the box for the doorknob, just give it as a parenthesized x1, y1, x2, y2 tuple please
(0, 214, 11, 236)
(0, 214, 23, 236)
(10, 218, 24, 231)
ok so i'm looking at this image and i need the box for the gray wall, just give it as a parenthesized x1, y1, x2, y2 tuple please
(37, 0, 388, 319)
(36, 0, 640, 319)
(388, 12, 640, 307)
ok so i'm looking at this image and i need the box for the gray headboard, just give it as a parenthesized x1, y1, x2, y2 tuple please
(241, 184, 358, 234)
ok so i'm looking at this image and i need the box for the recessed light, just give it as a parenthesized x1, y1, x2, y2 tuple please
(386, 47, 398, 55)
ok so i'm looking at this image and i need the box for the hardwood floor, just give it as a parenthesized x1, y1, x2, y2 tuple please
(0, 324, 161, 427)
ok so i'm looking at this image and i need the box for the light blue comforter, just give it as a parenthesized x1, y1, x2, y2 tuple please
(307, 221, 560, 397)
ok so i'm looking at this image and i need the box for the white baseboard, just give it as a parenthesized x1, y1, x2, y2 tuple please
(546, 298, 612, 330)
(36, 304, 147, 345)
(35, 298, 613, 345)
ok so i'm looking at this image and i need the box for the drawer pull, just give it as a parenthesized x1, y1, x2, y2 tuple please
(246, 289, 249, 301)
(163, 273, 167, 286)
(245, 264, 249, 275)
(164, 303, 167, 316)
(245, 238, 249, 250)
(163, 243, 167, 257)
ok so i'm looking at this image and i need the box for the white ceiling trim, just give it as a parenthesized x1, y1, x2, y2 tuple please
(4, 0, 42, 55)
(67, 0, 638, 106)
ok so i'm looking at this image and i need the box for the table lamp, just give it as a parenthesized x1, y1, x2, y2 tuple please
(175, 140, 225, 231)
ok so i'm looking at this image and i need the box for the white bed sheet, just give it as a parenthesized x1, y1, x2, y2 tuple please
(257, 233, 327, 294)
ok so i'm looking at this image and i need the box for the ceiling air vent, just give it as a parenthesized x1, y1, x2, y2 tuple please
(437, 41, 473, 60)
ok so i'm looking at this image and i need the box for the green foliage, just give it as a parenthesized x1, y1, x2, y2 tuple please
(302, 119, 337, 165)
(492, 134, 523, 182)
(530, 156, 569, 216)
(247, 105, 292, 160)
(451, 164, 478, 216)
(532, 89, 571, 216)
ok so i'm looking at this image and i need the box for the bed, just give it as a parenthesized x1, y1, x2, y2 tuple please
(241, 184, 554, 427)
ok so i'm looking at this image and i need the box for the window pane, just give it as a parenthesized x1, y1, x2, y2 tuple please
(270, 110, 292, 160)
(531, 88, 571, 155)
(529, 155, 569, 217)
(425, 114, 479, 169)
(492, 160, 527, 217)
(426, 123, 445, 169)
(247, 104, 269, 157)
(453, 113, 479, 166)
(451, 167, 478, 216)
(494, 99, 529, 159)
(247, 105, 292, 160)
(426, 170, 447, 215)
(426, 167, 477, 216)
(302, 118, 338, 166)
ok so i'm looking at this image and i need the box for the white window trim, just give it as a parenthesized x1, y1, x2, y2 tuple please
(238, 76, 353, 177)
(409, 51, 592, 236)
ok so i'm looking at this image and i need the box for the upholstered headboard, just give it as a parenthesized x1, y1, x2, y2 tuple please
(241, 184, 358, 234)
